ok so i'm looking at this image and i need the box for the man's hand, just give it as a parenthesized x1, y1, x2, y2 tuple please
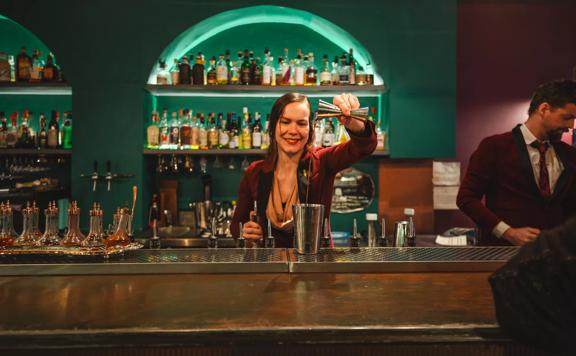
(502, 227, 541, 246)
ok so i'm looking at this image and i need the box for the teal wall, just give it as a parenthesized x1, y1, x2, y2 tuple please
(0, 0, 456, 233)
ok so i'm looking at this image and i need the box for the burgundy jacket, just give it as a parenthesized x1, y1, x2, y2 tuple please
(457, 125, 576, 245)
(231, 122, 377, 247)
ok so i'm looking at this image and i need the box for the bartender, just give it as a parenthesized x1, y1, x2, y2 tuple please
(231, 93, 377, 247)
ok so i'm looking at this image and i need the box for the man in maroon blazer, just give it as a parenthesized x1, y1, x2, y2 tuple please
(457, 79, 576, 246)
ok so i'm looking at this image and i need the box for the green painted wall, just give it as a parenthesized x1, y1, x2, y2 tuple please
(0, 0, 456, 233)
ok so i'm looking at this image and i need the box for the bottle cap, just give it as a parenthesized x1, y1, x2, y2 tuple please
(404, 208, 415, 216)
(366, 213, 378, 221)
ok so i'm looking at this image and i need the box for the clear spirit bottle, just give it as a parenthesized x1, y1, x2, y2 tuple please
(216, 54, 228, 85)
(319, 54, 332, 86)
(147, 112, 160, 148)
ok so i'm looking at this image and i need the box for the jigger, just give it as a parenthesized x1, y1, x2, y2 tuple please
(316, 99, 369, 122)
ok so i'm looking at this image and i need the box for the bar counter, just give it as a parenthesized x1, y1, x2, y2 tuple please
(0, 246, 551, 355)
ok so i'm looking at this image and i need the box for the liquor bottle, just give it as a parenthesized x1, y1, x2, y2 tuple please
(37, 113, 47, 149)
(8, 55, 15, 82)
(170, 58, 180, 85)
(365, 62, 374, 85)
(355, 65, 367, 85)
(147, 112, 159, 148)
(42, 53, 58, 82)
(375, 108, 386, 150)
(0, 112, 7, 148)
(331, 56, 340, 85)
(229, 51, 241, 85)
(17, 110, 33, 148)
(0, 52, 10, 82)
(275, 56, 284, 86)
(30, 49, 43, 82)
(294, 54, 305, 86)
(6, 112, 18, 148)
(336, 120, 349, 144)
(282, 48, 291, 85)
(261, 115, 270, 150)
(262, 48, 273, 86)
(241, 107, 252, 149)
(16, 47, 32, 82)
(229, 113, 239, 149)
(207, 56, 217, 85)
(190, 113, 200, 149)
(62, 112, 72, 149)
(252, 112, 262, 149)
(208, 113, 219, 149)
(339, 53, 349, 85)
(169, 111, 181, 149)
(178, 55, 191, 85)
(320, 54, 332, 86)
(180, 109, 192, 149)
(249, 51, 257, 85)
(47, 111, 59, 148)
(305, 52, 318, 86)
(240, 49, 251, 85)
(156, 59, 169, 85)
(216, 54, 228, 85)
(313, 119, 324, 147)
(219, 113, 230, 149)
(199, 113, 208, 150)
(348, 48, 356, 85)
(188, 53, 201, 85)
(322, 119, 335, 147)
(158, 109, 170, 149)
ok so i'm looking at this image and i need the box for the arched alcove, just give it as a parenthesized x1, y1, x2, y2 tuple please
(147, 5, 383, 85)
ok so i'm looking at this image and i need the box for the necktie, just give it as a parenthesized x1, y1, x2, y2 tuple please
(531, 141, 551, 198)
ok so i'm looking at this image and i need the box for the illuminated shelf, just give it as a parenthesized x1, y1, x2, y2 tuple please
(143, 148, 389, 156)
(0, 148, 72, 155)
(144, 84, 387, 98)
(0, 82, 72, 95)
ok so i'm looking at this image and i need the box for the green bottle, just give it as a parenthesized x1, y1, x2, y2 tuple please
(62, 112, 72, 149)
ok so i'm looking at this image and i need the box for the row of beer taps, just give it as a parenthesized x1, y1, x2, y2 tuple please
(80, 160, 134, 192)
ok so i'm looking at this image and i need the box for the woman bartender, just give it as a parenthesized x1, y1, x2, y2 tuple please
(231, 93, 377, 247)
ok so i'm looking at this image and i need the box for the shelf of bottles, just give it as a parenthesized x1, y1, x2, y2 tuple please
(0, 47, 70, 95)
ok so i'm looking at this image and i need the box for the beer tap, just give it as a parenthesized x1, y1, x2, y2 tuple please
(379, 217, 388, 247)
(264, 219, 275, 248)
(105, 160, 113, 191)
(208, 216, 218, 248)
(237, 222, 246, 248)
(91, 160, 98, 192)
(350, 218, 361, 248)
(321, 217, 331, 248)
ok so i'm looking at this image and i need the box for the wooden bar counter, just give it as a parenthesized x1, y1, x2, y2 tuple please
(0, 247, 553, 355)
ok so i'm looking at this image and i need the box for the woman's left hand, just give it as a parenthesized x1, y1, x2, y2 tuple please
(333, 93, 365, 134)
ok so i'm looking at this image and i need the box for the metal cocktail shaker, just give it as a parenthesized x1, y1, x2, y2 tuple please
(292, 204, 325, 254)
(393, 221, 409, 247)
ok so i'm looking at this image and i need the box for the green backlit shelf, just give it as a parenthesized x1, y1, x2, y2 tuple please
(0, 82, 72, 95)
(0, 148, 72, 155)
(145, 84, 387, 98)
(143, 149, 389, 156)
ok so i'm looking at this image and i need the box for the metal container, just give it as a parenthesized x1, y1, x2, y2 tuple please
(292, 204, 325, 254)
(393, 221, 408, 247)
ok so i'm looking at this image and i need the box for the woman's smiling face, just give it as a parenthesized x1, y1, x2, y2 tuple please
(275, 101, 311, 156)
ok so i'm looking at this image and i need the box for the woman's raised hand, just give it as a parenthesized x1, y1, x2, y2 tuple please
(242, 211, 263, 241)
(333, 93, 364, 134)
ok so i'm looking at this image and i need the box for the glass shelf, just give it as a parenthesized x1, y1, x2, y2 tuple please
(145, 84, 387, 98)
(143, 148, 389, 156)
(0, 82, 72, 95)
(0, 148, 72, 155)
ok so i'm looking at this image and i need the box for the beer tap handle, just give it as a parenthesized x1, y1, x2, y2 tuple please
(91, 160, 98, 192)
(106, 160, 112, 191)
(265, 219, 275, 248)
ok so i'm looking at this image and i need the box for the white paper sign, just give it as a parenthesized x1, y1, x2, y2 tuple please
(432, 161, 461, 186)
(433, 186, 459, 210)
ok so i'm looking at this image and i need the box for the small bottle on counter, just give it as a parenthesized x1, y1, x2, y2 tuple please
(404, 208, 416, 247)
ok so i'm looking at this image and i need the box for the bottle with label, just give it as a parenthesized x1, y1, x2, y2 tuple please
(322, 119, 335, 147)
(42, 53, 58, 82)
(260, 115, 270, 150)
(192, 52, 204, 85)
(190, 113, 200, 149)
(156, 59, 169, 85)
(30, 49, 43, 82)
(219, 113, 230, 149)
(0, 52, 11, 82)
(241, 107, 252, 149)
(216, 54, 228, 85)
(282, 48, 291, 85)
(147, 112, 160, 148)
(348, 48, 356, 85)
(16, 47, 32, 82)
(252, 112, 262, 149)
(294, 54, 305, 86)
(199, 114, 208, 150)
(275, 56, 284, 86)
(313, 119, 324, 147)
(180, 109, 192, 149)
(305, 52, 317, 86)
(230, 51, 241, 85)
(251, 53, 262, 85)
(208, 113, 219, 149)
(178, 55, 191, 85)
(331, 56, 340, 85)
(262, 48, 273, 86)
(0, 112, 7, 148)
(229, 113, 239, 149)
(158, 109, 170, 149)
(37, 113, 47, 149)
(339, 53, 349, 85)
(169, 111, 181, 149)
(170, 58, 180, 85)
(240, 49, 251, 85)
(47, 111, 59, 148)
(319, 54, 331, 86)
(206, 56, 217, 85)
(62, 112, 72, 149)
(6, 112, 18, 148)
